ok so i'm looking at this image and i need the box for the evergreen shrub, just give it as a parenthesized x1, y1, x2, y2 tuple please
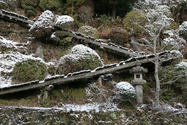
(108, 27, 129, 46)
(123, 10, 147, 37)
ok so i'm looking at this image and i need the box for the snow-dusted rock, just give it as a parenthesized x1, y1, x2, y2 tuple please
(116, 82, 136, 100)
(179, 21, 187, 39)
(57, 44, 103, 74)
(29, 10, 54, 38)
(54, 15, 74, 28)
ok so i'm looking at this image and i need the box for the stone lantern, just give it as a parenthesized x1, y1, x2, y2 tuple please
(130, 62, 148, 104)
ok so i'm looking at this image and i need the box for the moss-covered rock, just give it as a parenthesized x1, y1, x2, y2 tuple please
(77, 26, 99, 39)
(13, 59, 47, 82)
(123, 10, 147, 37)
(0, 1, 8, 9)
(108, 27, 129, 46)
(57, 44, 103, 74)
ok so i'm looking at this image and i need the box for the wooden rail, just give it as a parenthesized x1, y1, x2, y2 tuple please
(0, 51, 171, 95)
(57, 30, 142, 58)
(0, 9, 33, 28)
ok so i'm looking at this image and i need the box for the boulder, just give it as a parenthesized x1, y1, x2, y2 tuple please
(57, 44, 103, 74)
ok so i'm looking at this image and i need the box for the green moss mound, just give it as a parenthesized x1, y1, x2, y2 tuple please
(77, 26, 99, 39)
(13, 59, 47, 82)
(123, 10, 147, 36)
(108, 27, 129, 46)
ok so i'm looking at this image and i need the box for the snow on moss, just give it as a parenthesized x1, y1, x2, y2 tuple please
(116, 82, 136, 100)
(0, 37, 53, 88)
(179, 21, 187, 39)
(54, 15, 74, 28)
(59, 44, 103, 64)
(57, 44, 103, 74)
(29, 10, 54, 32)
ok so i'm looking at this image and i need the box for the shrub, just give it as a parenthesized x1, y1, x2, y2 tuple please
(21, 0, 39, 8)
(77, 26, 99, 39)
(26, 10, 37, 17)
(57, 44, 103, 74)
(24, 6, 37, 13)
(13, 59, 47, 82)
(39, 0, 62, 12)
(123, 10, 147, 36)
(108, 27, 129, 46)
(77, 6, 93, 24)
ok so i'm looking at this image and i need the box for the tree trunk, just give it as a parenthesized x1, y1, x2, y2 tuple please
(154, 37, 160, 106)
(155, 54, 160, 106)
(112, 4, 116, 20)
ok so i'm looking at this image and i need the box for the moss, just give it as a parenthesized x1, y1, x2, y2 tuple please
(123, 10, 147, 36)
(78, 26, 99, 39)
(60, 37, 72, 46)
(13, 59, 47, 82)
